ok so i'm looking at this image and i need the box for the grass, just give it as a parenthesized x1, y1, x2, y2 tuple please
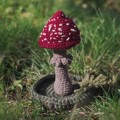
(0, 0, 120, 119)
(64, 90, 120, 120)
(0, 97, 68, 120)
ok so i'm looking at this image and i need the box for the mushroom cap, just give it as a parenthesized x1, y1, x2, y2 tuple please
(38, 10, 80, 50)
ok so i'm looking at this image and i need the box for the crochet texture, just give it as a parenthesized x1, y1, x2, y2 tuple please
(38, 10, 80, 49)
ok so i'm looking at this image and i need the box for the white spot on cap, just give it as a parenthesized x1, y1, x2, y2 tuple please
(53, 18, 56, 21)
(50, 33, 53, 36)
(45, 25, 47, 28)
(66, 23, 69, 25)
(43, 33, 46, 36)
(59, 24, 62, 26)
(57, 17, 59, 19)
(54, 32, 57, 35)
(44, 38, 47, 41)
(70, 28, 77, 32)
(61, 35, 66, 37)
(48, 41, 50, 43)
(58, 32, 62, 35)
(74, 25, 76, 28)
(52, 29, 55, 32)
(69, 33, 71, 35)
(58, 28, 62, 31)
(58, 41, 62, 43)
(53, 38, 56, 40)
(48, 24, 52, 31)
(66, 37, 70, 41)
(50, 37, 52, 40)
(54, 24, 56, 27)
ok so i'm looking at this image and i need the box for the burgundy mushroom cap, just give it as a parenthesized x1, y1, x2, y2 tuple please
(38, 10, 81, 50)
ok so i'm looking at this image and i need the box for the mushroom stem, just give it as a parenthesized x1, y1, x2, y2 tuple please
(51, 50, 73, 96)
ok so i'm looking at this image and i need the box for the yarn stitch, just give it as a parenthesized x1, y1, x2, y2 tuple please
(38, 10, 80, 50)
(38, 10, 81, 96)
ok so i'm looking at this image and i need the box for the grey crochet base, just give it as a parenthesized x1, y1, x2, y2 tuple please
(31, 74, 96, 111)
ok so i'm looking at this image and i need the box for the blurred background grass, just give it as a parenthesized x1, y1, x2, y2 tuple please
(0, 0, 120, 119)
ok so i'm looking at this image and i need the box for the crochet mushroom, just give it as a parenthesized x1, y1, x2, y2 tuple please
(38, 10, 80, 96)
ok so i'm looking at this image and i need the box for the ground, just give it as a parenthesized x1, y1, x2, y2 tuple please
(0, 0, 120, 120)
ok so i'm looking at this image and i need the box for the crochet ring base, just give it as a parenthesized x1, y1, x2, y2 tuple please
(31, 74, 96, 111)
